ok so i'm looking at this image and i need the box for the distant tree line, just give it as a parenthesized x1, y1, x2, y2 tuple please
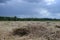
(0, 16, 60, 21)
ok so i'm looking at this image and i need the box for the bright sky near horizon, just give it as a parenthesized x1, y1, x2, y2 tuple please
(0, 0, 60, 18)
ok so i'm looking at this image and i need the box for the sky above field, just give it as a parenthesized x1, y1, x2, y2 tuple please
(0, 0, 60, 18)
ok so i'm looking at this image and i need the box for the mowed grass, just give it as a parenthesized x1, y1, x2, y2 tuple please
(0, 21, 60, 40)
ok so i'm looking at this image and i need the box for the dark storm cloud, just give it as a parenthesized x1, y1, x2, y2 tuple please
(0, 0, 10, 3)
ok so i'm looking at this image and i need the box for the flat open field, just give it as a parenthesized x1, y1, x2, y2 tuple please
(0, 21, 60, 40)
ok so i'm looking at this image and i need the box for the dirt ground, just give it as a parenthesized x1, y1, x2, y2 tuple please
(0, 21, 60, 40)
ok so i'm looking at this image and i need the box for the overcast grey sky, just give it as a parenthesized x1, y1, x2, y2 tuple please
(0, 0, 60, 18)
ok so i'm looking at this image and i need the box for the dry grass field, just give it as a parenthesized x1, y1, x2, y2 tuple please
(0, 21, 60, 40)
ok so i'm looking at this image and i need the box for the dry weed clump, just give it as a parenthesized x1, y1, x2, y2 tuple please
(55, 25, 60, 28)
(12, 27, 30, 37)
